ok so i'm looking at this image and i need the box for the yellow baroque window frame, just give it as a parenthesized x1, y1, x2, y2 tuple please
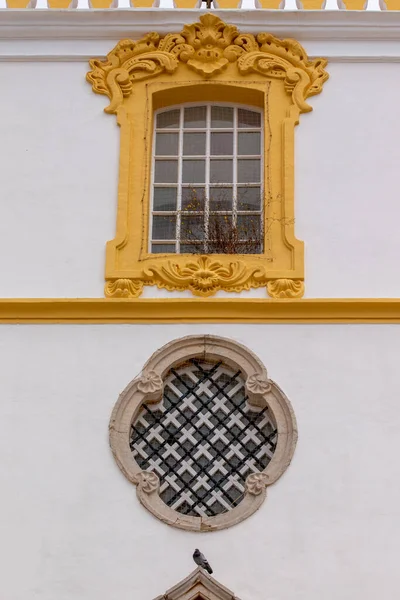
(86, 14, 328, 299)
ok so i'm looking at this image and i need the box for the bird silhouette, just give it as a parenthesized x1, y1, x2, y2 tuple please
(193, 549, 213, 574)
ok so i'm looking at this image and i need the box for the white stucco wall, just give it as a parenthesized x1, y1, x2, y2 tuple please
(296, 62, 400, 297)
(1, 12, 400, 298)
(1, 12, 400, 600)
(0, 323, 399, 600)
(0, 60, 118, 298)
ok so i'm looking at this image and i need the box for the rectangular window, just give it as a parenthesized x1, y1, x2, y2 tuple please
(151, 104, 263, 255)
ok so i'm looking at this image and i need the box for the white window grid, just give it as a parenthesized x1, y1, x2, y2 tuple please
(150, 102, 264, 254)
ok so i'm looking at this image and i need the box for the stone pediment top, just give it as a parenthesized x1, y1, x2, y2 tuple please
(153, 567, 241, 600)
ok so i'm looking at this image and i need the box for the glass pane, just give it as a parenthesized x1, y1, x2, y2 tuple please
(182, 160, 205, 183)
(153, 187, 177, 211)
(237, 159, 260, 183)
(157, 110, 180, 129)
(211, 106, 233, 128)
(208, 215, 233, 253)
(152, 215, 176, 240)
(237, 215, 262, 240)
(151, 244, 175, 254)
(154, 160, 178, 183)
(180, 243, 204, 254)
(208, 241, 239, 254)
(209, 187, 233, 211)
(236, 242, 262, 254)
(238, 132, 261, 155)
(237, 187, 261, 211)
(210, 160, 233, 184)
(211, 133, 233, 156)
(238, 109, 261, 128)
(182, 187, 205, 211)
(184, 106, 206, 128)
(183, 133, 206, 156)
(181, 215, 204, 241)
(209, 214, 232, 233)
(155, 133, 179, 156)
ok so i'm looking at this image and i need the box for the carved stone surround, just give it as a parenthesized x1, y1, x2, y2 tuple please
(109, 335, 297, 531)
(87, 15, 328, 300)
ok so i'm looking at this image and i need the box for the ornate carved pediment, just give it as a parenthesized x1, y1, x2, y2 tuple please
(87, 14, 328, 114)
(153, 567, 241, 600)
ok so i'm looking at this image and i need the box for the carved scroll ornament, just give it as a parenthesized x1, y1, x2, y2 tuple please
(87, 14, 328, 115)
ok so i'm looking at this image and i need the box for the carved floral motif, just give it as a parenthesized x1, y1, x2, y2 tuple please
(87, 15, 328, 114)
(246, 472, 269, 495)
(104, 269, 306, 300)
(105, 278, 143, 298)
(138, 370, 163, 394)
(146, 255, 268, 297)
(246, 373, 272, 395)
(178, 15, 242, 77)
(267, 278, 305, 299)
(139, 471, 160, 494)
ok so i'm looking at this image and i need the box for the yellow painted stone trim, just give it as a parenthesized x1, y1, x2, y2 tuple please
(1, 299, 400, 323)
(173, 0, 201, 6)
(382, 0, 400, 8)
(131, 0, 156, 6)
(87, 15, 328, 300)
(89, 0, 115, 6)
(339, 0, 366, 8)
(214, 0, 242, 7)
(6, 0, 33, 6)
(255, 0, 284, 7)
(299, 0, 326, 8)
(47, 0, 74, 7)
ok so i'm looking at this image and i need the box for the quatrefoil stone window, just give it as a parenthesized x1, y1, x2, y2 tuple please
(109, 336, 297, 531)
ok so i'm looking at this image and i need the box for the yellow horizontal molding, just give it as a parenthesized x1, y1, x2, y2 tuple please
(1, 298, 400, 323)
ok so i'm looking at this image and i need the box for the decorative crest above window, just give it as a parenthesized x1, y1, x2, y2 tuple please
(87, 16, 328, 299)
(87, 14, 327, 115)
(109, 335, 297, 531)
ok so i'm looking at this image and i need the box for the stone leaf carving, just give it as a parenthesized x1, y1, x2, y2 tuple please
(267, 278, 304, 299)
(87, 15, 328, 114)
(246, 472, 269, 495)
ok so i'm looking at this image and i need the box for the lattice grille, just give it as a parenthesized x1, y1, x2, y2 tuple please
(130, 359, 277, 517)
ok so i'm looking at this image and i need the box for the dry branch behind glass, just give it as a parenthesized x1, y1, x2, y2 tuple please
(179, 187, 263, 255)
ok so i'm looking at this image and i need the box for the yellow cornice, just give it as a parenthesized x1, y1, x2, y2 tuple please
(1, 298, 400, 323)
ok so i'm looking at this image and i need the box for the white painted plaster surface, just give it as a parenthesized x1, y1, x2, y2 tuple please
(0, 324, 399, 600)
(0, 17, 400, 298)
(0, 62, 118, 298)
(296, 62, 400, 297)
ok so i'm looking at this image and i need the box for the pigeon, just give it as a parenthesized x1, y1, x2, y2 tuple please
(193, 549, 213, 574)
